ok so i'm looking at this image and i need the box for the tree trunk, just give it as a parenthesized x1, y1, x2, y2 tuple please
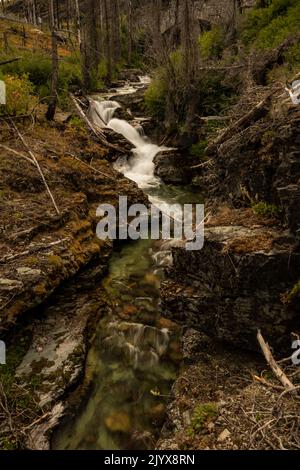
(81, 0, 102, 89)
(46, 0, 59, 121)
(111, 0, 121, 66)
(127, 0, 133, 64)
(75, 0, 81, 45)
(32, 0, 37, 25)
(103, 0, 112, 84)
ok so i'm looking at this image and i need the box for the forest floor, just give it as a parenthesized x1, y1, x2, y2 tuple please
(0, 17, 71, 57)
(158, 329, 300, 451)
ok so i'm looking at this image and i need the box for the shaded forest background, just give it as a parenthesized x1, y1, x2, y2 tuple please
(0, 0, 300, 131)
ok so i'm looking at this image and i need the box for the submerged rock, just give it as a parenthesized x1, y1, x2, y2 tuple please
(104, 412, 131, 433)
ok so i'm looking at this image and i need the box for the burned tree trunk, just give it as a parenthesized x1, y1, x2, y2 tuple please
(81, 0, 101, 89)
(103, 0, 112, 84)
(46, 0, 59, 121)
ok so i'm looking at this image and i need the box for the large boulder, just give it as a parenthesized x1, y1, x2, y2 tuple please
(161, 225, 300, 351)
(154, 150, 197, 185)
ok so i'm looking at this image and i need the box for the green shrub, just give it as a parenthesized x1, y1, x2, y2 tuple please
(144, 70, 168, 120)
(67, 115, 87, 137)
(199, 26, 224, 60)
(0, 53, 52, 87)
(0, 52, 82, 109)
(0, 74, 36, 116)
(252, 201, 281, 218)
(197, 71, 235, 116)
(189, 403, 218, 435)
(243, 0, 300, 49)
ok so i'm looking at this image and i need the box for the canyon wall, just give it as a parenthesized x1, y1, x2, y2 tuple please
(159, 0, 256, 34)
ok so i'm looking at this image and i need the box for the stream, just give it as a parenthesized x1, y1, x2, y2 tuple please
(52, 79, 203, 450)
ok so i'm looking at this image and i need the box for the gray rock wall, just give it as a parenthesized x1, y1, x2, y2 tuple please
(160, 0, 256, 34)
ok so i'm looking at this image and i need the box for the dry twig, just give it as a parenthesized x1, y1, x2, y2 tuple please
(257, 330, 296, 391)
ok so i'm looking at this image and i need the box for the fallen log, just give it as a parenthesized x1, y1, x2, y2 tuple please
(191, 159, 213, 170)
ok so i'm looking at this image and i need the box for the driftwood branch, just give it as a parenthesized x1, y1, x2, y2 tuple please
(257, 330, 295, 391)
(198, 65, 244, 71)
(10, 120, 60, 215)
(69, 93, 126, 154)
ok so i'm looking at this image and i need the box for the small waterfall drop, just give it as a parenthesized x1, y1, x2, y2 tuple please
(102, 321, 170, 371)
(89, 98, 163, 189)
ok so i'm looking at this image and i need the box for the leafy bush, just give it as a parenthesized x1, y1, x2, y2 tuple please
(144, 69, 168, 120)
(199, 26, 224, 60)
(196, 71, 235, 116)
(0, 53, 52, 87)
(144, 50, 186, 121)
(0, 74, 36, 116)
(189, 403, 218, 435)
(0, 52, 82, 109)
(252, 201, 281, 218)
(243, 0, 300, 49)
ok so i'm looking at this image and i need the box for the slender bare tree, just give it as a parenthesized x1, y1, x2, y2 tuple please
(46, 0, 59, 120)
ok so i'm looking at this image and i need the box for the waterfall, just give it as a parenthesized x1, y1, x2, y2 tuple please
(104, 321, 170, 370)
(89, 98, 163, 189)
(88, 100, 120, 127)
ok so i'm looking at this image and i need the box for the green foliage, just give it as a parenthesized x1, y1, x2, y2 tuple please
(199, 26, 224, 60)
(188, 403, 218, 435)
(283, 43, 300, 68)
(0, 52, 51, 86)
(0, 74, 36, 116)
(190, 141, 208, 159)
(145, 66, 234, 124)
(197, 71, 235, 116)
(144, 70, 168, 120)
(283, 279, 300, 304)
(0, 52, 82, 109)
(0, 337, 30, 391)
(252, 201, 281, 218)
(243, 0, 300, 49)
(67, 115, 87, 137)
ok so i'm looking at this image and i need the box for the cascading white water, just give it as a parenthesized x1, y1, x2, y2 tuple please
(103, 321, 170, 370)
(89, 99, 163, 189)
